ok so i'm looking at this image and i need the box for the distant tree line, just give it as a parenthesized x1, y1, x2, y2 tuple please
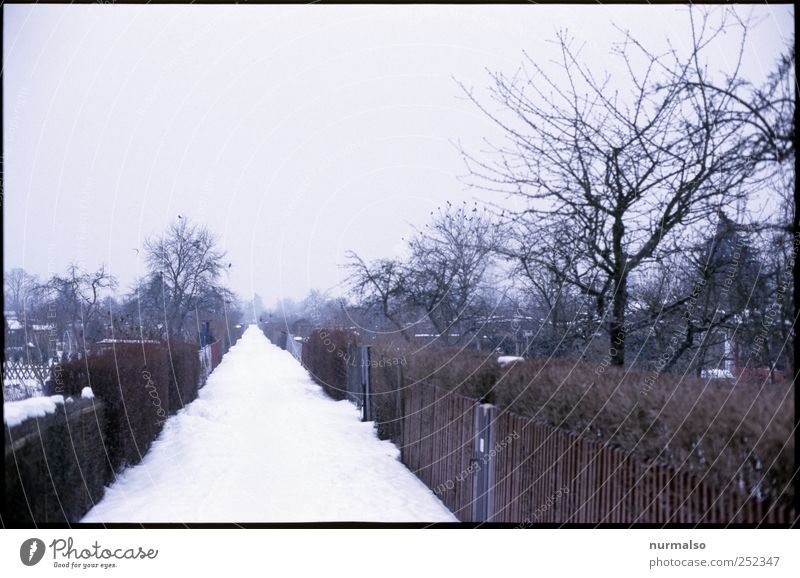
(4, 218, 242, 363)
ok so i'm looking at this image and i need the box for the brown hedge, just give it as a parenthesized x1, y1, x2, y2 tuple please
(3, 399, 110, 525)
(389, 344, 794, 509)
(63, 344, 171, 471)
(302, 329, 352, 401)
(166, 340, 200, 412)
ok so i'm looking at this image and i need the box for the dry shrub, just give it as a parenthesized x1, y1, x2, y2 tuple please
(400, 346, 794, 508)
(367, 347, 408, 443)
(166, 340, 201, 412)
(302, 329, 353, 400)
(4, 399, 111, 525)
(401, 345, 500, 402)
(61, 343, 172, 471)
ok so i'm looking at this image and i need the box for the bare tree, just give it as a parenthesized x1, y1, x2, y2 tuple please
(461, 10, 772, 366)
(4, 268, 39, 314)
(144, 218, 227, 339)
(346, 202, 501, 345)
(345, 253, 412, 341)
(47, 264, 118, 344)
(504, 229, 596, 357)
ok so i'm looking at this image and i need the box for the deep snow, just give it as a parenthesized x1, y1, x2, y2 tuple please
(82, 325, 455, 523)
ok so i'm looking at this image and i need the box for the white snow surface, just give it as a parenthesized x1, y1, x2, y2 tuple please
(82, 325, 455, 523)
(81, 387, 95, 399)
(4, 395, 65, 427)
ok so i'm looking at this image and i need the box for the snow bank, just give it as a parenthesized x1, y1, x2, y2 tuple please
(81, 387, 95, 399)
(4, 395, 65, 427)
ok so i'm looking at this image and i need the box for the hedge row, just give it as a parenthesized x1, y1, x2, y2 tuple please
(4, 399, 109, 525)
(395, 345, 795, 510)
(300, 332, 407, 444)
(167, 341, 201, 412)
(3, 340, 204, 525)
(366, 349, 407, 444)
(61, 344, 170, 470)
(302, 329, 351, 401)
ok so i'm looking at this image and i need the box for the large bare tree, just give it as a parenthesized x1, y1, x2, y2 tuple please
(461, 9, 780, 366)
(404, 202, 501, 345)
(346, 202, 501, 345)
(144, 218, 227, 339)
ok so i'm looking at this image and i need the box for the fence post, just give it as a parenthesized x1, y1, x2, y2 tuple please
(472, 403, 495, 522)
(346, 343, 362, 409)
(361, 345, 371, 422)
(396, 362, 404, 447)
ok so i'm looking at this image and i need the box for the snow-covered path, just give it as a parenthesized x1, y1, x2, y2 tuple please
(82, 325, 455, 523)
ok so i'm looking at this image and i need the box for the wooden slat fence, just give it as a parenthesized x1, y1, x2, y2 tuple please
(299, 332, 795, 525)
(401, 380, 795, 525)
(402, 380, 477, 521)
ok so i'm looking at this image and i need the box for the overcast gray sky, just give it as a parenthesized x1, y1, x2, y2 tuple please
(3, 4, 793, 307)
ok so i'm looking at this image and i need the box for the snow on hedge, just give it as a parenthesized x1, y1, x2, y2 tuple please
(497, 356, 524, 367)
(4, 395, 65, 427)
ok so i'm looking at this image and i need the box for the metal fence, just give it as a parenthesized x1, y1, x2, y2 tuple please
(285, 333, 304, 363)
(198, 339, 225, 387)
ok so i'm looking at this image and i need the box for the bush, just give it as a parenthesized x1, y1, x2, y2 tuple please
(226, 323, 245, 350)
(400, 346, 794, 509)
(166, 340, 201, 413)
(367, 348, 408, 443)
(4, 399, 110, 525)
(302, 329, 353, 401)
(4, 339, 204, 526)
(400, 345, 500, 402)
(61, 344, 171, 472)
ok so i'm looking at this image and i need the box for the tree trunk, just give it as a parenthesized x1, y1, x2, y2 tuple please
(609, 273, 628, 366)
